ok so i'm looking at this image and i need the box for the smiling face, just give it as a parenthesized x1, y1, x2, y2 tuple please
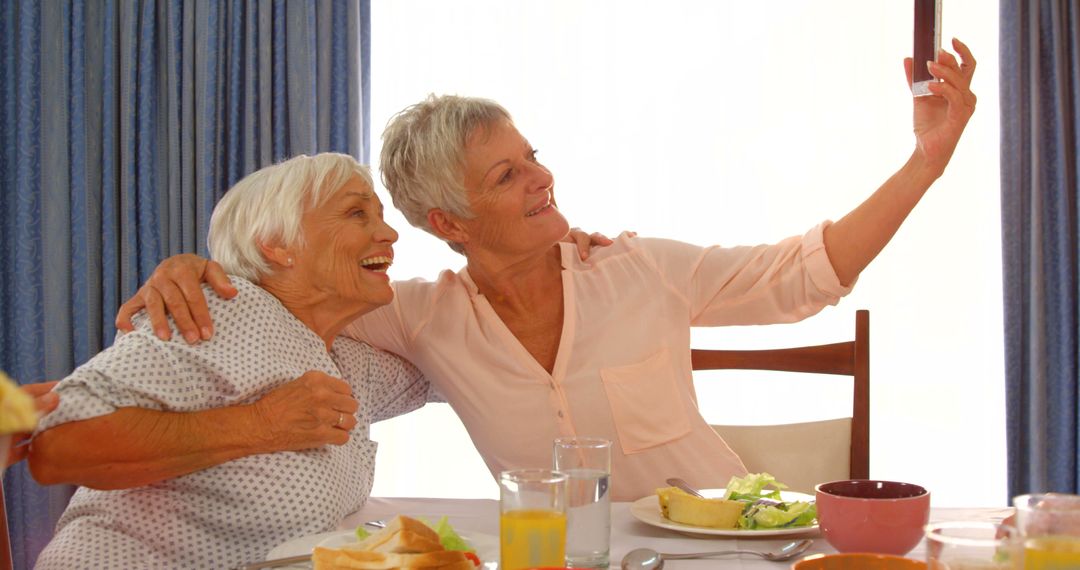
(457, 119, 569, 257)
(291, 175, 399, 311)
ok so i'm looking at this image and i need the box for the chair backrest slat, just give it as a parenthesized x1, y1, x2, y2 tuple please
(691, 341, 856, 375)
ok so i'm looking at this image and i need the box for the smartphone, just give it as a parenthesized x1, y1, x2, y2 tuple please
(912, 0, 942, 97)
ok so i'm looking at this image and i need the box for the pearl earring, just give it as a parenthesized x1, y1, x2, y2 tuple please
(286, 258, 294, 266)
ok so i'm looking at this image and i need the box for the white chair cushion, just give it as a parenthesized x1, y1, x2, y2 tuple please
(711, 418, 852, 494)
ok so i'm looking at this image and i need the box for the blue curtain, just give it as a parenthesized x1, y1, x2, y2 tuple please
(0, 0, 370, 567)
(1001, 0, 1080, 498)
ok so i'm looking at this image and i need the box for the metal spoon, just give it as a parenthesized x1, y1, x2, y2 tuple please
(620, 538, 813, 569)
(665, 477, 706, 498)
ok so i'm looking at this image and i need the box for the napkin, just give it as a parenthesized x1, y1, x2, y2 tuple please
(0, 370, 38, 434)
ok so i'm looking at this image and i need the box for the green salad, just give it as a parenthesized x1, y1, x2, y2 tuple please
(722, 472, 817, 530)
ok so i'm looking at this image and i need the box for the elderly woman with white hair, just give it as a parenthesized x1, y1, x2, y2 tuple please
(28, 153, 433, 569)
(116, 40, 977, 501)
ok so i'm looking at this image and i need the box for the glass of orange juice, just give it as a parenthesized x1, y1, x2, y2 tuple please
(1015, 493, 1080, 570)
(500, 469, 568, 570)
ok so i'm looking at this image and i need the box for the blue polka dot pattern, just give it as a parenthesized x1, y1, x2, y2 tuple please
(34, 278, 433, 569)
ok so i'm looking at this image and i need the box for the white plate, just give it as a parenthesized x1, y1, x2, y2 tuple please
(266, 528, 499, 569)
(630, 488, 819, 538)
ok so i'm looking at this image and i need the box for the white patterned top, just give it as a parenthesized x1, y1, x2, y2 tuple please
(33, 278, 434, 570)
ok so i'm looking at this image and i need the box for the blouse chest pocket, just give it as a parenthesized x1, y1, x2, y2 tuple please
(599, 348, 692, 455)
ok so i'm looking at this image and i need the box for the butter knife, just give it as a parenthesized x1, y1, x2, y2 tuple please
(665, 477, 707, 498)
(239, 553, 311, 570)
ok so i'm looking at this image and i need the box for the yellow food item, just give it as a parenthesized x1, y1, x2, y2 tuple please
(0, 371, 38, 434)
(656, 486, 745, 528)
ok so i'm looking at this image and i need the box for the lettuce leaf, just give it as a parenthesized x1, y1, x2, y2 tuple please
(738, 501, 817, 529)
(722, 472, 787, 500)
(431, 516, 475, 552)
(722, 472, 816, 530)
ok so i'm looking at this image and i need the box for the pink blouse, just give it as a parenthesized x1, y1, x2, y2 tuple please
(344, 224, 852, 501)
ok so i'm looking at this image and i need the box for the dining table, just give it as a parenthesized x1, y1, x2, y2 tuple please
(263, 497, 1015, 569)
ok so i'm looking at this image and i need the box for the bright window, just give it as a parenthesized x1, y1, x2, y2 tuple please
(369, 1, 1003, 506)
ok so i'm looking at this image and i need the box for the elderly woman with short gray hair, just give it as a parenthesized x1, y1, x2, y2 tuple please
(118, 39, 977, 502)
(29, 153, 434, 569)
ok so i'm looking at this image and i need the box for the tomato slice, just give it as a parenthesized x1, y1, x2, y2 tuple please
(462, 551, 481, 567)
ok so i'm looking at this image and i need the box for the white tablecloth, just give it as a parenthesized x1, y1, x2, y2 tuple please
(331, 498, 1014, 569)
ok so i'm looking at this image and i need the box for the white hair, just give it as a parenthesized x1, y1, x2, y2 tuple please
(380, 94, 512, 254)
(208, 153, 372, 282)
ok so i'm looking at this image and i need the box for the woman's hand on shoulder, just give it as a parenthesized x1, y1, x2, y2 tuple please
(249, 371, 360, 452)
(115, 254, 237, 344)
(564, 228, 636, 260)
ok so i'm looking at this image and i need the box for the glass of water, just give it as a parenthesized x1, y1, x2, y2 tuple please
(553, 437, 611, 569)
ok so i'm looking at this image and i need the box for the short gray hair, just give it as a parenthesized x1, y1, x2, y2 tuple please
(208, 153, 372, 282)
(380, 94, 512, 254)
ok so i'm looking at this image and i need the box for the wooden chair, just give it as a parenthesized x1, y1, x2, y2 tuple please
(691, 310, 869, 493)
(1, 478, 12, 570)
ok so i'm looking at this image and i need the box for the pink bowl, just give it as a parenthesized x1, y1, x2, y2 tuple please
(815, 480, 930, 555)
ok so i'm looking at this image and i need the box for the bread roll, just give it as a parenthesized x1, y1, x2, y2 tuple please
(356, 515, 443, 554)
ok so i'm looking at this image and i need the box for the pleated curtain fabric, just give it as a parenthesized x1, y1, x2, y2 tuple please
(0, 1, 370, 567)
(1000, 0, 1080, 498)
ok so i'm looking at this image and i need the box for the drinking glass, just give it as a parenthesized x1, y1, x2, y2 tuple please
(499, 469, 568, 570)
(553, 437, 612, 568)
(925, 521, 1023, 569)
(1015, 493, 1080, 570)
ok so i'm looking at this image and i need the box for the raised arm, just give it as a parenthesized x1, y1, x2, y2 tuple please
(823, 38, 977, 286)
(28, 371, 358, 489)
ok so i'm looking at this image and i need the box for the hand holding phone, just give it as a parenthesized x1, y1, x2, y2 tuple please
(912, 0, 942, 97)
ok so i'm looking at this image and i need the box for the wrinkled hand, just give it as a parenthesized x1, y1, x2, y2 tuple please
(563, 227, 634, 260)
(115, 253, 236, 344)
(5, 381, 60, 468)
(905, 37, 977, 174)
(249, 371, 360, 452)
